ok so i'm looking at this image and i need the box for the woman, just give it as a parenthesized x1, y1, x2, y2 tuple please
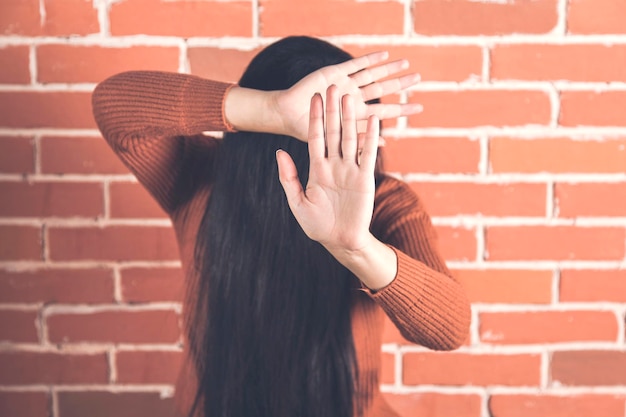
(92, 36, 470, 417)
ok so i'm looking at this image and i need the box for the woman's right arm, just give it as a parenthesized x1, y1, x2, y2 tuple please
(92, 71, 241, 214)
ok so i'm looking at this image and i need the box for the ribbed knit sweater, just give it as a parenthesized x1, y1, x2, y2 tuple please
(91, 71, 471, 417)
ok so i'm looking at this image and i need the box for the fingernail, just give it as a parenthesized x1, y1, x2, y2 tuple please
(378, 137, 386, 147)
(401, 60, 409, 69)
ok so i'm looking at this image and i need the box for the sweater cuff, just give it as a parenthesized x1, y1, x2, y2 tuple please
(182, 77, 237, 133)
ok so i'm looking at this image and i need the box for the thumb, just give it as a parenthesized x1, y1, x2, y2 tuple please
(276, 149, 305, 209)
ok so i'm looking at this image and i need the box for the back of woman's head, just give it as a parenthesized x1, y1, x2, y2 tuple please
(189, 37, 374, 417)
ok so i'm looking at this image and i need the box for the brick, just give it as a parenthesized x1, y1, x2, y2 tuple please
(189, 47, 262, 83)
(0, 92, 94, 128)
(380, 351, 395, 385)
(0, 0, 40, 35)
(58, 391, 176, 417)
(407, 91, 551, 128)
(47, 310, 181, 344)
(560, 270, 626, 303)
(480, 311, 618, 344)
(0, 136, 34, 174)
(409, 182, 546, 217)
(0, 392, 50, 417)
(485, 226, 625, 261)
(0, 310, 38, 343)
(556, 183, 626, 217)
(121, 267, 184, 303)
(40, 136, 128, 175)
(110, 0, 251, 37)
(37, 45, 180, 84)
(454, 269, 553, 304)
(48, 226, 179, 262)
(489, 394, 626, 417)
(0, 0, 99, 36)
(0, 351, 108, 384)
(490, 138, 626, 174)
(492, 44, 626, 82)
(109, 182, 167, 219)
(116, 350, 183, 383)
(260, 0, 403, 36)
(384, 393, 482, 417)
(0, 226, 41, 261)
(568, 0, 626, 34)
(551, 350, 626, 386)
(41, 0, 100, 36)
(0, 182, 104, 217)
(345, 45, 483, 82)
(413, 0, 558, 36)
(403, 352, 540, 386)
(383, 137, 480, 174)
(0, 268, 114, 304)
(0, 46, 30, 83)
(561, 92, 626, 126)
(435, 226, 476, 262)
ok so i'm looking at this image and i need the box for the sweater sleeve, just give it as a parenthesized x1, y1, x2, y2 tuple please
(91, 71, 235, 214)
(367, 178, 471, 350)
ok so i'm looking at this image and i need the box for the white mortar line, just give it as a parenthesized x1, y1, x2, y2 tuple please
(28, 44, 36, 85)
(6, 173, 626, 185)
(0, 343, 183, 353)
(112, 265, 122, 303)
(51, 388, 59, 417)
(555, 0, 568, 36)
(0, 260, 182, 269)
(481, 45, 490, 82)
(38, 0, 46, 27)
(252, 0, 260, 39)
(478, 135, 489, 175)
(447, 260, 626, 269)
(42, 303, 182, 314)
(0, 218, 172, 227)
(108, 349, 117, 383)
(6, 34, 626, 47)
(33, 135, 41, 175)
(179, 41, 189, 74)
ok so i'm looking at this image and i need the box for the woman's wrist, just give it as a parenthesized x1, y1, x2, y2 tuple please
(324, 234, 398, 291)
(224, 86, 285, 135)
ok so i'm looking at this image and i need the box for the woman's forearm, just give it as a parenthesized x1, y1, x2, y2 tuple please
(224, 86, 285, 136)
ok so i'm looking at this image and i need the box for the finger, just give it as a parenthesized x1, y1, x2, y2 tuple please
(276, 149, 305, 209)
(333, 51, 389, 76)
(308, 93, 325, 162)
(326, 85, 342, 158)
(361, 73, 421, 102)
(365, 102, 423, 120)
(359, 115, 380, 172)
(341, 94, 358, 161)
(350, 59, 409, 87)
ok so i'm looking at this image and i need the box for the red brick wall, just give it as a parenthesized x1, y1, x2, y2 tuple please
(1, 0, 626, 416)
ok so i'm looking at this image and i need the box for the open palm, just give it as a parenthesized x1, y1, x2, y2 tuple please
(276, 85, 380, 253)
(274, 51, 421, 142)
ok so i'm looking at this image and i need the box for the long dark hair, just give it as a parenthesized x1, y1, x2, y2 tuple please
(189, 36, 382, 417)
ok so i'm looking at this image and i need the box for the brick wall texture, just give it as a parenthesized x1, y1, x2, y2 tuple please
(1, 0, 625, 416)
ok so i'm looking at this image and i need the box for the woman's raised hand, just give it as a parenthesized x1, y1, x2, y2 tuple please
(274, 51, 421, 142)
(276, 85, 380, 255)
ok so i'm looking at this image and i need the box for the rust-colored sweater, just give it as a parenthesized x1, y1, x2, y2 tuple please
(92, 71, 471, 417)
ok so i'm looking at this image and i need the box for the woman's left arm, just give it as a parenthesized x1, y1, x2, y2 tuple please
(276, 85, 470, 351)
